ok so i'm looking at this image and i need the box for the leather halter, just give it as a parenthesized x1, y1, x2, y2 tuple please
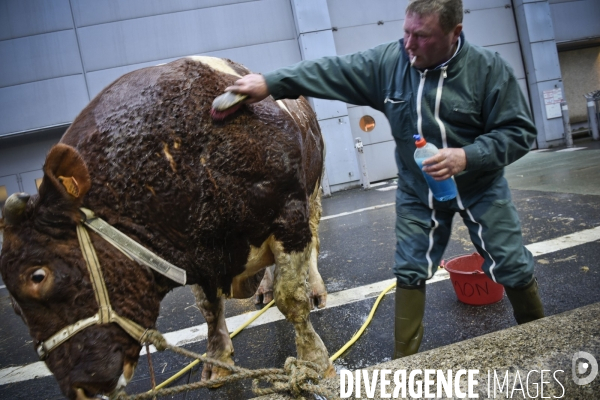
(36, 210, 186, 360)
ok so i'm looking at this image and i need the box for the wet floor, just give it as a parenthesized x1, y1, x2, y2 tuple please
(1, 138, 599, 399)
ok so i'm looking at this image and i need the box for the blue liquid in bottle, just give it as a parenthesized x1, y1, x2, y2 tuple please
(415, 159, 457, 201)
(413, 134, 457, 201)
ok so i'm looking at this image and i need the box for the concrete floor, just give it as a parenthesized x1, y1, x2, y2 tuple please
(1, 137, 599, 399)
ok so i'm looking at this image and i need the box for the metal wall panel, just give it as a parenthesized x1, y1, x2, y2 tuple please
(0, 76, 89, 136)
(0, 174, 21, 218)
(529, 79, 567, 142)
(463, 0, 513, 11)
(19, 170, 44, 195)
(0, 175, 20, 200)
(0, 0, 73, 40)
(327, 0, 511, 30)
(550, 0, 600, 43)
(298, 30, 350, 121)
(513, 0, 563, 148)
(0, 30, 83, 88)
(318, 117, 360, 187)
(517, 78, 531, 110)
(327, 0, 405, 28)
(463, 7, 518, 47)
(530, 41, 562, 82)
(77, 0, 296, 72)
(292, 0, 332, 34)
(333, 21, 403, 56)
(362, 140, 397, 183)
(347, 106, 392, 146)
(0, 134, 62, 177)
(486, 42, 526, 80)
(523, 1, 555, 42)
(330, 3, 522, 55)
(71, 0, 255, 27)
(85, 40, 302, 98)
(200, 40, 302, 74)
(298, 29, 337, 60)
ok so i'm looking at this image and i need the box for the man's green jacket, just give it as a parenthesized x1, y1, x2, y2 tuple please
(263, 32, 537, 206)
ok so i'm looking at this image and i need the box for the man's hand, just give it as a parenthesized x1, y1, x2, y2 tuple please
(226, 74, 270, 104)
(421, 148, 467, 181)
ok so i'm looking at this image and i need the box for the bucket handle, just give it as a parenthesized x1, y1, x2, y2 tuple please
(470, 252, 485, 274)
(442, 253, 486, 274)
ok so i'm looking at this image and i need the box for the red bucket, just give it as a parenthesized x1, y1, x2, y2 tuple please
(443, 253, 504, 305)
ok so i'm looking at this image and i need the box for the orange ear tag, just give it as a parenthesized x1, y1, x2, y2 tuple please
(58, 176, 80, 198)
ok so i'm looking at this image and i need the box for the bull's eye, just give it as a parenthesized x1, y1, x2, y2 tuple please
(31, 269, 47, 284)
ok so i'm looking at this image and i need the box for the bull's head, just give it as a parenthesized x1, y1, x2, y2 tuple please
(0, 144, 162, 399)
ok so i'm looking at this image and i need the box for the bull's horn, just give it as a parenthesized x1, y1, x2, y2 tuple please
(3, 192, 30, 226)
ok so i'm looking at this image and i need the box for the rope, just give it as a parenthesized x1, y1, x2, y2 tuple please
(113, 330, 335, 400)
(150, 299, 277, 391)
(145, 344, 156, 392)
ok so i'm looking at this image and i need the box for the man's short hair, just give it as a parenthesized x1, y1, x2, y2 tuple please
(406, 0, 463, 33)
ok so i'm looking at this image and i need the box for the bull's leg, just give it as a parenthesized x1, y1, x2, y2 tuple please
(190, 285, 234, 383)
(271, 241, 335, 378)
(308, 240, 327, 309)
(307, 182, 327, 309)
(254, 264, 275, 305)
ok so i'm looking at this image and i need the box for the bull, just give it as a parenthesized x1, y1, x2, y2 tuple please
(0, 56, 333, 399)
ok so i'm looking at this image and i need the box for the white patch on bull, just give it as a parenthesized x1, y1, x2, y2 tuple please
(230, 236, 276, 297)
(187, 56, 241, 78)
(116, 372, 128, 390)
(275, 100, 292, 117)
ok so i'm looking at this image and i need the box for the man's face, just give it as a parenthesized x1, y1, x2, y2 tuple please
(403, 12, 462, 70)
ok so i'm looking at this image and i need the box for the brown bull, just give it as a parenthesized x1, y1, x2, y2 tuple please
(0, 56, 333, 399)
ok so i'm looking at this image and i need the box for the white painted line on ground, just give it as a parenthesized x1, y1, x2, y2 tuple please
(556, 147, 587, 152)
(370, 181, 394, 188)
(0, 285, 6, 290)
(321, 203, 395, 220)
(376, 185, 398, 192)
(526, 225, 600, 257)
(2, 225, 600, 386)
(0, 364, 50, 386)
(530, 149, 551, 153)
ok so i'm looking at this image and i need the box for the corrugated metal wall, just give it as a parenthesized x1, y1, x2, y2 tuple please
(0, 0, 302, 138)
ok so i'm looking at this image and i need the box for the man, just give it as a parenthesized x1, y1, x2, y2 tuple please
(225, 0, 544, 358)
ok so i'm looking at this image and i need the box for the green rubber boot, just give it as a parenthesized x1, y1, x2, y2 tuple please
(505, 278, 545, 324)
(393, 283, 426, 359)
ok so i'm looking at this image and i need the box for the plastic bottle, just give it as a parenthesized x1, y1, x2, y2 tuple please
(413, 134, 457, 201)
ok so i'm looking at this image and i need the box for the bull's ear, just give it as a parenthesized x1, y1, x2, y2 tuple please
(39, 144, 91, 204)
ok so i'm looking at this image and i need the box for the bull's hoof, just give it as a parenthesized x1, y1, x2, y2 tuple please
(323, 362, 337, 379)
(254, 289, 273, 306)
(311, 291, 327, 309)
(201, 362, 234, 388)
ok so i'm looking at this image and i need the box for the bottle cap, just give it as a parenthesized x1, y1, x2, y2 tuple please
(413, 134, 427, 148)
